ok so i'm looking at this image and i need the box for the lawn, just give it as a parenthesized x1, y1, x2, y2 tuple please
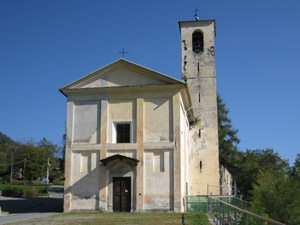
(8, 212, 211, 225)
(0, 184, 49, 197)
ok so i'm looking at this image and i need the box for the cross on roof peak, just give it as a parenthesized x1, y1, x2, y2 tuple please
(119, 48, 128, 58)
(194, 8, 199, 21)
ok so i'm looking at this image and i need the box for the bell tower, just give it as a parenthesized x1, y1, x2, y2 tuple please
(179, 19, 220, 195)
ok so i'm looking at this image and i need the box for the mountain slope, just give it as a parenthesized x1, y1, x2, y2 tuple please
(0, 131, 15, 145)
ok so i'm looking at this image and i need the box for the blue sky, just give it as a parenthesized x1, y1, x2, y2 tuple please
(0, 0, 299, 164)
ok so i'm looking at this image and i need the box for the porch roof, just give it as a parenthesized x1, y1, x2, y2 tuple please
(100, 154, 139, 167)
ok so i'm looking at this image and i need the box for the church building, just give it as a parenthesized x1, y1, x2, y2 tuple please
(60, 18, 220, 212)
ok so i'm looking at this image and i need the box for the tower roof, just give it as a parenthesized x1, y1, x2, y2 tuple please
(178, 20, 216, 36)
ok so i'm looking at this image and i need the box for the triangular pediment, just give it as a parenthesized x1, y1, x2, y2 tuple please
(60, 59, 184, 91)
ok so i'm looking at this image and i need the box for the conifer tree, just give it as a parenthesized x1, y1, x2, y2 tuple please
(217, 94, 240, 174)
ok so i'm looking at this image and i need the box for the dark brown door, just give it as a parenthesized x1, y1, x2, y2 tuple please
(113, 177, 131, 212)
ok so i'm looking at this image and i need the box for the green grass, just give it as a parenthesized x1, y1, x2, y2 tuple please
(0, 184, 49, 197)
(8, 212, 211, 225)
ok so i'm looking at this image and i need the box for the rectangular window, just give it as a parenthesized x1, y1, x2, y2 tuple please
(200, 160, 203, 172)
(116, 123, 130, 143)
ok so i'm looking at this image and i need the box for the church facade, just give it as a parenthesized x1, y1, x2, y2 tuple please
(60, 19, 220, 212)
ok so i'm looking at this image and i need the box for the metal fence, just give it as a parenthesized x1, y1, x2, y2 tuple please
(186, 195, 208, 212)
(216, 196, 251, 211)
(207, 196, 285, 225)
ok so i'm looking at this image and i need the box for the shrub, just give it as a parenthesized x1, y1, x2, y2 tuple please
(53, 178, 64, 185)
(22, 188, 39, 197)
(2, 187, 22, 197)
(2, 175, 10, 184)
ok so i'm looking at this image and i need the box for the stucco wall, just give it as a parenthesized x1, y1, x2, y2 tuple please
(73, 101, 100, 144)
(219, 165, 233, 196)
(180, 21, 220, 195)
(108, 99, 136, 143)
(143, 150, 174, 211)
(83, 67, 163, 88)
(144, 98, 173, 142)
(70, 151, 100, 210)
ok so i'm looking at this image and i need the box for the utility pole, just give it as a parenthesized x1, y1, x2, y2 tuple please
(46, 157, 50, 184)
(10, 146, 17, 184)
(10, 150, 14, 185)
(23, 158, 26, 179)
(234, 180, 237, 197)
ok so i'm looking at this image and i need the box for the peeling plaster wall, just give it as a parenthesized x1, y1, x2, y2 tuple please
(180, 21, 220, 195)
(71, 151, 100, 210)
(73, 101, 100, 144)
(219, 165, 233, 196)
(144, 98, 173, 142)
(144, 150, 174, 211)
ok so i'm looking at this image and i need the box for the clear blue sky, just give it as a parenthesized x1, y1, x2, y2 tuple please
(0, 0, 299, 164)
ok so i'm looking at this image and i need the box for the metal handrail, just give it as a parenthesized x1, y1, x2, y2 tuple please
(208, 196, 285, 225)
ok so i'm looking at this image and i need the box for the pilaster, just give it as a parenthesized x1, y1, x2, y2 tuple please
(136, 98, 144, 211)
(63, 100, 73, 212)
(172, 93, 182, 212)
(99, 100, 108, 210)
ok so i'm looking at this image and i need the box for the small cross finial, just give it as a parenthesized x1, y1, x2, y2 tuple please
(119, 48, 128, 58)
(194, 8, 199, 21)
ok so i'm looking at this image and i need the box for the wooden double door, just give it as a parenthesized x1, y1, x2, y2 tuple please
(113, 177, 131, 212)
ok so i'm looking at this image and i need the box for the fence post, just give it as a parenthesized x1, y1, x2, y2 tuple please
(234, 208, 237, 225)
(207, 183, 209, 196)
(228, 204, 230, 224)
(222, 202, 225, 224)
(212, 198, 214, 217)
(218, 201, 222, 224)
(234, 181, 237, 197)
(246, 214, 248, 225)
(216, 200, 219, 225)
(207, 196, 209, 214)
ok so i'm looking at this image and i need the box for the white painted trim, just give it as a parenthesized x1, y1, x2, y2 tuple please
(111, 119, 133, 143)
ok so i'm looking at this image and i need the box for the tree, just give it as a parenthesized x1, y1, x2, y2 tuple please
(251, 171, 300, 224)
(217, 94, 240, 174)
(23, 144, 47, 180)
(0, 151, 8, 175)
(290, 154, 300, 182)
(61, 133, 66, 171)
(36, 138, 63, 182)
(236, 148, 289, 200)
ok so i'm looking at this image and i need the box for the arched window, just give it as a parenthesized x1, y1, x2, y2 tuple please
(192, 31, 204, 53)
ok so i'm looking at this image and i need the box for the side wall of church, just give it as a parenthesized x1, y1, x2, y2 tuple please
(219, 165, 233, 196)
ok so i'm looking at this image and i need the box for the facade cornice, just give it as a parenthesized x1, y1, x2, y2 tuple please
(61, 84, 187, 96)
